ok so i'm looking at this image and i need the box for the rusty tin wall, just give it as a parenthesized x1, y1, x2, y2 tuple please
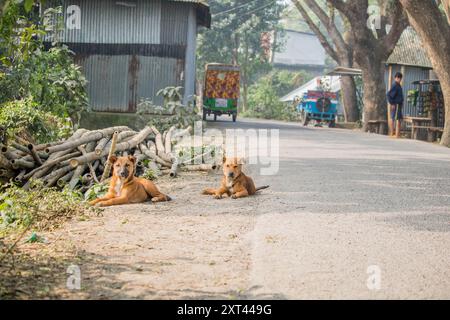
(51, 0, 191, 112)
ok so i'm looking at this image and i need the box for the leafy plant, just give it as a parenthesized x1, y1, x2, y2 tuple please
(0, 181, 98, 236)
(141, 168, 157, 181)
(0, 97, 72, 143)
(243, 70, 313, 121)
(0, 4, 88, 142)
(84, 182, 109, 202)
(137, 86, 201, 132)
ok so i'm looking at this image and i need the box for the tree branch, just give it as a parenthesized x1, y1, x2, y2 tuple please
(303, 0, 349, 56)
(381, 1, 409, 55)
(292, 0, 339, 62)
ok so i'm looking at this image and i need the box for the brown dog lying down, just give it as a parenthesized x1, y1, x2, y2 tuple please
(203, 157, 269, 199)
(89, 155, 171, 207)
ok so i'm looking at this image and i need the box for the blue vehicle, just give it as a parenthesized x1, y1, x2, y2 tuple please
(296, 90, 338, 127)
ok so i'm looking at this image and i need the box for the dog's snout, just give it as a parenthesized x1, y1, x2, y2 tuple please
(118, 168, 129, 178)
(228, 172, 234, 178)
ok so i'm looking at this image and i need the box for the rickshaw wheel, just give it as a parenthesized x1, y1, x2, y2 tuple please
(214, 114, 217, 121)
(203, 110, 207, 121)
(232, 113, 237, 122)
(328, 120, 336, 128)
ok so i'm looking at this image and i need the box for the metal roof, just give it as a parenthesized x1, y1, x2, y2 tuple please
(273, 30, 326, 67)
(169, 0, 211, 27)
(387, 27, 432, 69)
(280, 76, 341, 102)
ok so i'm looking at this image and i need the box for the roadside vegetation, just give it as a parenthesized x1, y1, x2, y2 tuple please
(0, 4, 87, 144)
(0, 2, 91, 269)
(243, 70, 313, 121)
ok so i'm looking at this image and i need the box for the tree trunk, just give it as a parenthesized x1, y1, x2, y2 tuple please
(359, 58, 388, 133)
(340, 75, 359, 122)
(441, 87, 450, 146)
(399, 0, 450, 146)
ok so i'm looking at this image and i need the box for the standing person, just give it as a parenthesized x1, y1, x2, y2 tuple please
(387, 72, 404, 137)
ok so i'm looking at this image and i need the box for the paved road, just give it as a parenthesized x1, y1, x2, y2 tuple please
(56, 117, 450, 299)
(207, 117, 450, 299)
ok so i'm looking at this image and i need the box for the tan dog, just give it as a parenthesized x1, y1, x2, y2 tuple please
(89, 155, 171, 207)
(202, 157, 269, 199)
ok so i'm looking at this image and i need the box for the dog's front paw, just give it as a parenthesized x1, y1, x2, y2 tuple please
(214, 194, 223, 199)
(231, 194, 238, 199)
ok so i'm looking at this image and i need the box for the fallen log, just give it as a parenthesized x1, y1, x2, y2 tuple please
(95, 137, 111, 155)
(69, 164, 87, 190)
(14, 170, 26, 182)
(70, 127, 152, 168)
(23, 151, 81, 180)
(45, 126, 129, 154)
(10, 158, 35, 170)
(27, 144, 43, 166)
(57, 170, 75, 188)
(139, 143, 172, 168)
(0, 154, 13, 170)
(151, 126, 165, 155)
(44, 165, 73, 187)
(165, 126, 176, 154)
(182, 164, 218, 172)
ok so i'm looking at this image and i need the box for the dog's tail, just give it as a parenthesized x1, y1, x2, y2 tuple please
(166, 195, 172, 201)
(255, 185, 270, 192)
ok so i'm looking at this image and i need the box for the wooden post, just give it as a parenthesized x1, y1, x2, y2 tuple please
(387, 65, 393, 135)
(100, 131, 118, 182)
(396, 66, 406, 138)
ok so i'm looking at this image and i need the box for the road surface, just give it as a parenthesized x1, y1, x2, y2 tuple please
(46, 118, 450, 299)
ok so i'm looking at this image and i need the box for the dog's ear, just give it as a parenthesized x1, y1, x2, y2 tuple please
(109, 155, 117, 164)
(222, 155, 227, 164)
(238, 158, 246, 165)
(128, 155, 136, 163)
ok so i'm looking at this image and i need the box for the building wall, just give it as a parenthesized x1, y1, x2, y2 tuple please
(273, 30, 326, 70)
(47, 0, 195, 112)
(385, 64, 430, 117)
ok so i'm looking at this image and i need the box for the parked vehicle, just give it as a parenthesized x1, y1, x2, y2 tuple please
(296, 90, 338, 127)
(202, 63, 240, 122)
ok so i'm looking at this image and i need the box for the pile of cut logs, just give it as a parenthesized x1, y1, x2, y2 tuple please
(0, 125, 217, 191)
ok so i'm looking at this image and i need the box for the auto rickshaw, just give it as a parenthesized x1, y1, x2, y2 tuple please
(202, 63, 240, 122)
(296, 90, 338, 127)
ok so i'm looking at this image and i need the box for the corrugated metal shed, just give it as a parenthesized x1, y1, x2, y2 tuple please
(44, 0, 210, 113)
(387, 27, 432, 69)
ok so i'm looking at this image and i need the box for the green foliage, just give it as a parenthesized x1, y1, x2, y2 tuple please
(84, 182, 109, 202)
(0, 181, 96, 235)
(0, 97, 71, 143)
(197, 0, 286, 108)
(141, 168, 157, 181)
(157, 86, 183, 106)
(137, 86, 201, 132)
(0, 4, 88, 142)
(244, 70, 313, 121)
